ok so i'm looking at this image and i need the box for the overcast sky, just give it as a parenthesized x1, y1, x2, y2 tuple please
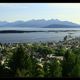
(0, 3, 80, 24)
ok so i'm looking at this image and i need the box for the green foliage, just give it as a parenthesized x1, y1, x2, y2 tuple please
(15, 68, 31, 77)
(72, 47, 80, 55)
(0, 40, 80, 77)
(37, 46, 54, 58)
(43, 62, 50, 77)
(34, 63, 44, 77)
(49, 58, 62, 77)
(8, 45, 26, 72)
(55, 46, 66, 56)
(71, 54, 80, 77)
(62, 49, 76, 77)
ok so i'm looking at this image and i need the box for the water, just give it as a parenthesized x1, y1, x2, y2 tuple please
(0, 28, 80, 43)
(1, 27, 80, 31)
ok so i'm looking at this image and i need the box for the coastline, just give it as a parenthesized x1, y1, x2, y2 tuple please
(0, 29, 79, 33)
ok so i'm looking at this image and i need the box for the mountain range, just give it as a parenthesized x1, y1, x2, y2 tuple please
(0, 19, 80, 28)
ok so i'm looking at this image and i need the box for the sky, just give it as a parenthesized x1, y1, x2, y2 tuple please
(0, 3, 80, 24)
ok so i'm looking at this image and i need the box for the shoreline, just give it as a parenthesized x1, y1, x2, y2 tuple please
(0, 30, 79, 33)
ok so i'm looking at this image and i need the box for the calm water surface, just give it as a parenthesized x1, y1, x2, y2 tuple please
(0, 28, 80, 43)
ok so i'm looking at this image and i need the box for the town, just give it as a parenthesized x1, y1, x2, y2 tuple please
(0, 35, 80, 77)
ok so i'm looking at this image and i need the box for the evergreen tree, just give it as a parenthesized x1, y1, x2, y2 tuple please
(37, 46, 54, 58)
(62, 49, 76, 77)
(55, 45, 66, 56)
(8, 45, 26, 75)
(71, 54, 80, 77)
(43, 61, 50, 77)
(49, 58, 62, 77)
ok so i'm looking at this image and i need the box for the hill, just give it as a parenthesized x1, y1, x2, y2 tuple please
(0, 19, 80, 28)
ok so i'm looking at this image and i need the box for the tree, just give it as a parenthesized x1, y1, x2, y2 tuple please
(71, 54, 80, 77)
(8, 45, 26, 75)
(34, 63, 44, 77)
(37, 46, 54, 58)
(55, 45, 66, 56)
(63, 36, 67, 41)
(16, 69, 28, 77)
(43, 61, 51, 77)
(62, 49, 76, 77)
(72, 47, 80, 55)
(48, 58, 62, 77)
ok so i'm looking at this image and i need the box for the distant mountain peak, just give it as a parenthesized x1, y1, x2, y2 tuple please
(0, 19, 80, 28)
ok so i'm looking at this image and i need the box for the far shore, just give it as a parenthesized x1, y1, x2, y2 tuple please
(0, 30, 80, 33)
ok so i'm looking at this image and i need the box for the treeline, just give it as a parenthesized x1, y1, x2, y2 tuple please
(0, 41, 80, 77)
